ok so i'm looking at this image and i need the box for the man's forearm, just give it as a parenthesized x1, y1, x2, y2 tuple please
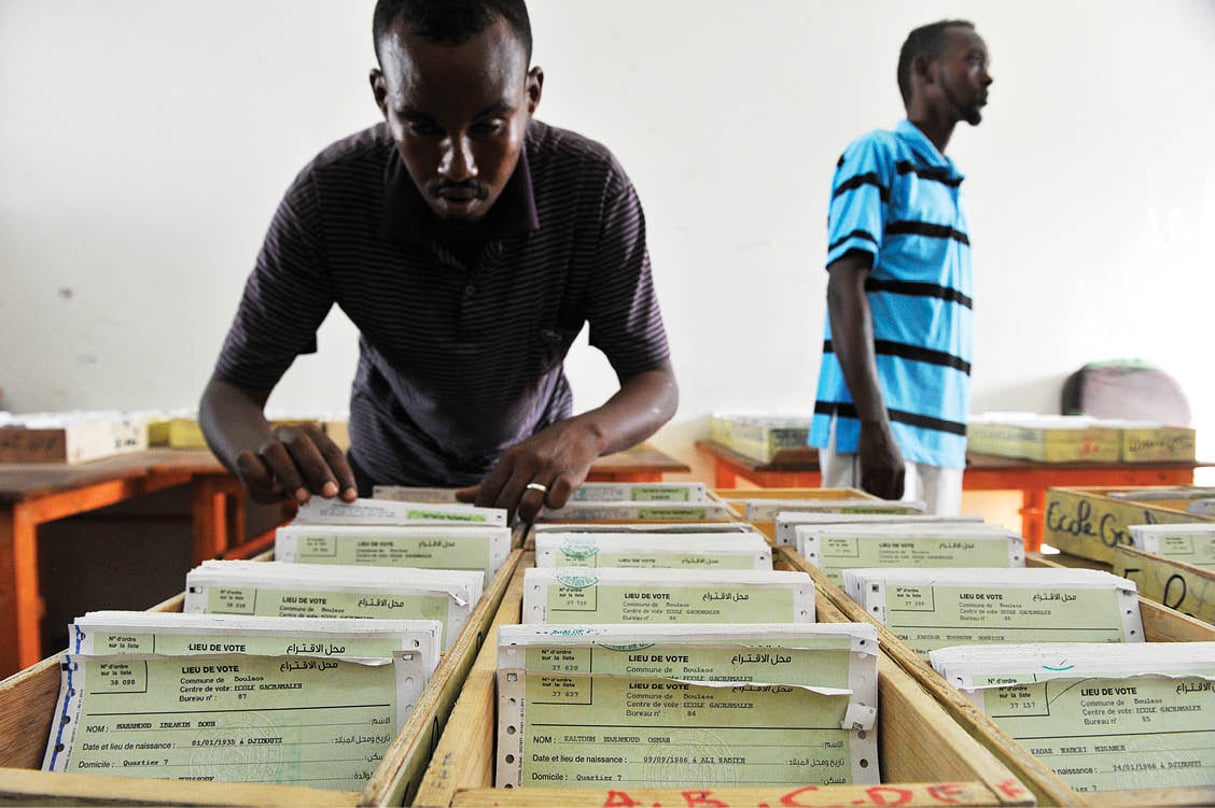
(568, 359, 679, 457)
(198, 375, 274, 476)
(826, 260, 887, 424)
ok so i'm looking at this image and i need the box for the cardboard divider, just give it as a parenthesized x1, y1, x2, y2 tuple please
(713, 486, 875, 540)
(411, 550, 1039, 807)
(792, 545, 1215, 806)
(1030, 553, 1214, 643)
(0, 543, 526, 807)
(1043, 486, 1215, 566)
(1109, 544, 1215, 626)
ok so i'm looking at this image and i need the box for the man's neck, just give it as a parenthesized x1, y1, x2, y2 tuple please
(906, 110, 957, 155)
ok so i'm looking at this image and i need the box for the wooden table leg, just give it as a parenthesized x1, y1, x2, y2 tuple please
(1020, 489, 1045, 553)
(0, 504, 45, 676)
(714, 462, 738, 488)
(191, 476, 230, 563)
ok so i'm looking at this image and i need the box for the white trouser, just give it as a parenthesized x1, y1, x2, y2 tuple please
(820, 420, 963, 515)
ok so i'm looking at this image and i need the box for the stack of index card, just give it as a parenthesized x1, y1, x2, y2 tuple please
(740, 498, 926, 524)
(522, 567, 814, 625)
(796, 522, 1025, 585)
(275, 522, 511, 587)
(930, 642, 1215, 793)
(496, 623, 880, 788)
(533, 531, 772, 570)
(842, 567, 1144, 657)
(774, 512, 983, 546)
(185, 560, 483, 651)
(533, 521, 762, 535)
(0, 410, 147, 463)
(42, 612, 439, 790)
(1129, 523, 1215, 571)
(68, 610, 442, 676)
(292, 495, 507, 527)
(566, 481, 709, 502)
(537, 500, 736, 522)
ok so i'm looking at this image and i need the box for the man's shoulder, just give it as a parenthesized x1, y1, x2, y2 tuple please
(526, 119, 629, 189)
(303, 123, 395, 177)
(841, 126, 902, 160)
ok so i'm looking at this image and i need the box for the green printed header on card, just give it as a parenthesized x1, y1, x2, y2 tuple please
(407, 509, 485, 522)
(545, 585, 799, 625)
(206, 587, 452, 642)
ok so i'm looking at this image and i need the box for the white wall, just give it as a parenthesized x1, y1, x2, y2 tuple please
(2, 0, 1213, 480)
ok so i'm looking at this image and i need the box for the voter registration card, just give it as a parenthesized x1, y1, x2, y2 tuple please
(275, 523, 511, 586)
(843, 567, 1144, 657)
(522, 567, 814, 625)
(70, 611, 443, 679)
(533, 532, 772, 571)
(496, 623, 878, 788)
(931, 642, 1215, 793)
(43, 651, 418, 790)
(796, 523, 1025, 585)
(184, 560, 483, 650)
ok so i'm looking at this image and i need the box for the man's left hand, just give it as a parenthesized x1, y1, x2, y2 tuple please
(455, 417, 606, 523)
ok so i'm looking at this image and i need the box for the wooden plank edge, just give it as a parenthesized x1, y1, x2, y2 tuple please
(447, 782, 1006, 807)
(0, 767, 358, 806)
(417, 550, 1031, 808)
(1110, 544, 1215, 625)
(814, 592, 1035, 806)
(0, 655, 64, 769)
(0, 584, 193, 769)
(1032, 552, 1215, 642)
(1082, 784, 1215, 807)
(358, 548, 526, 807)
(412, 557, 528, 807)
(775, 546, 1083, 807)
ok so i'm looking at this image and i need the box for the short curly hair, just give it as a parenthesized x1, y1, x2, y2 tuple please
(373, 0, 533, 64)
(897, 20, 974, 105)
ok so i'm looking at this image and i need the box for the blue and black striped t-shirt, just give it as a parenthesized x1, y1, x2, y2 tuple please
(809, 119, 973, 468)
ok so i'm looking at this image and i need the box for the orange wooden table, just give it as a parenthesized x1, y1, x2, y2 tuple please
(695, 441, 822, 488)
(961, 453, 1204, 552)
(0, 449, 230, 677)
(695, 440, 1206, 552)
(586, 442, 690, 481)
(0, 442, 688, 677)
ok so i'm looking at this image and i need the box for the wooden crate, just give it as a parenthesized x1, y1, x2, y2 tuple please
(411, 551, 1040, 807)
(0, 418, 148, 463)
(712, 486, 875, 540)
(1118, 426, 1196, 463)
(1110, 544, 1215, 626)
(708, 415, 814, 465)
(0, 547, 526, 806)
(1043, 486, 1215, 565)
(966, 420, 1120, 464)
(537, 490, 742, 524)
(783, 545, 1215, 806)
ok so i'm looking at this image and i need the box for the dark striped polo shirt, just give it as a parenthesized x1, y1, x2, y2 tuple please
(809, 119, 973, 468)
(216, 119, 670, 487)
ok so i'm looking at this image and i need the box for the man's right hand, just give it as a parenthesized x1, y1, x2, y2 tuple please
(234, 422, 358, 505)
(200, 375, 358, 505)
(857, 420, 906, 501)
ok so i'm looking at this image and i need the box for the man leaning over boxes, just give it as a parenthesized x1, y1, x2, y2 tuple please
(200, 0, 677, 524)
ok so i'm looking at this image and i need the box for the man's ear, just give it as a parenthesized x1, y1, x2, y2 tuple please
(526, 66, 544, 115)
(913, 54, 936, 89)
(369, 68, 389, 117)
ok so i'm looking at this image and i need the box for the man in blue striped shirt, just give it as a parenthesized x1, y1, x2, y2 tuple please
(809, 20, 993, 514)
